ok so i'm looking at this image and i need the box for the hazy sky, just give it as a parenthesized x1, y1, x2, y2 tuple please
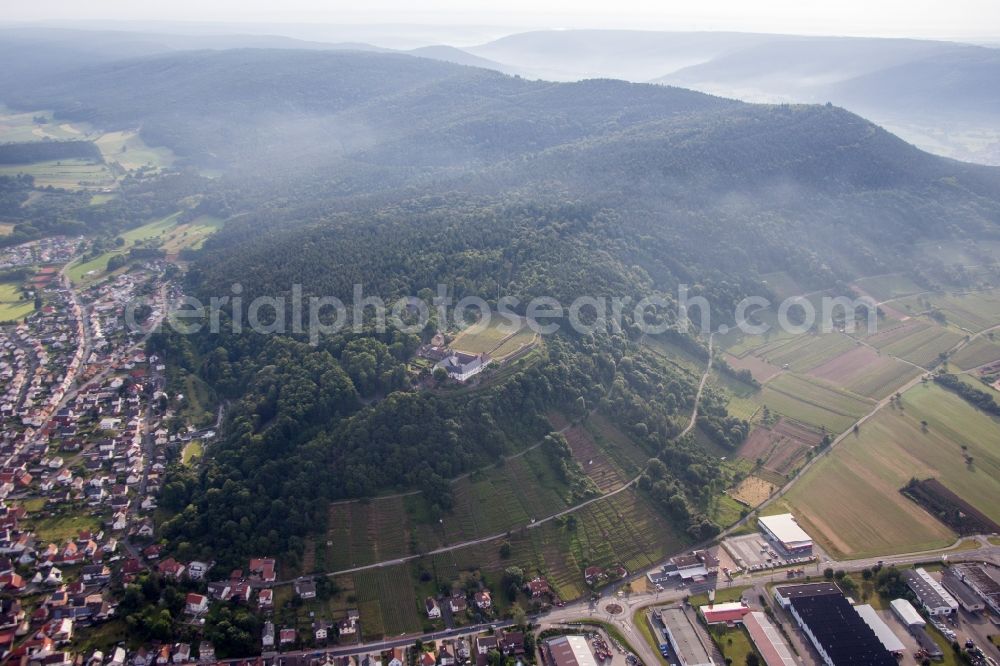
(5, 0, 999, 42)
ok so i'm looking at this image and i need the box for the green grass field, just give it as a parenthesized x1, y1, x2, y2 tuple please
(852, 274, 924, 302)
(28, 512, 102, 543)
(0, 159, 115, 190)
(754, 333, 855, 372)
(0, 108, 93, 142)
(95, 130, 175, 171)
(881, 324, 965, 367)
(756, 373, 874, 433)
(180, 440, 203, 466)
(353, 566, 423, 638)
(781, 383, 1000, 558)
(181, 373, 218, 428)
(950, 336, 1000, 370)
(67, 211, 223, 286)
(450, 315, 536, 360)
(760, 270, 807, 300)
(0, 282, 35, 322)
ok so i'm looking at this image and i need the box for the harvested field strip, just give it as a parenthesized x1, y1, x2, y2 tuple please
(883, 325, 964, 367)
(728, 476, 777, 507)
(950, 337, 1000, 370)
(865, 319, 928, 346)
(901, 478, 1000, 536)
(723, 352, 781, 383)
(760, 334, 855, 372)
(758, 373, 873, 432)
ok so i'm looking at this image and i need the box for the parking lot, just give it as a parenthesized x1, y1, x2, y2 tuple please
(722, 533, 818, 572)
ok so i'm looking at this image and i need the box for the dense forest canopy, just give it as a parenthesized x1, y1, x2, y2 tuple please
(5, 44, 1000, 567)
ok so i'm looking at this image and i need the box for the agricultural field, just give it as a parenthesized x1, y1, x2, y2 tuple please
(0, 222, 14, 236)
(949, 335, 1000, 370)
(722, 351, 781, 383)
(728, 475, 777, 507)
(917, 239, 1000, 267)
(324, 445, 575, 571)
(892, 290, 1000, 333)
(737, 418, 824, 480)
(450, 315, 537, 361)
(708, 371, 761, 421)
(0, 158, 115, 190)
(852, 273, 924, 302)
(759, 270, 807, 300)
(755, 373, 874, 433)
(807, 344, 921, 399)
(323, 495, 412, 573)
(750, 332, 855, 373)
(94, 130, 175, 171)
(0, 281, 35, 322)
(352, 566, 423, 639)
(878, 324, 964, 367)
(0, 108, 92, 142)
(68, 212, 224, 285)
(562, 424, 630, 492)
(584, 413, 653, 477)
(644, 334, 707, 373)
(779, 383, 1000, 558)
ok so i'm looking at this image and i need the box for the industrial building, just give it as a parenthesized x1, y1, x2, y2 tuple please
(952, 563, 1000, 614)
(543, 635, 599, 666)
(774, 583, 895, 665)
(941, 568, 985, 613)
(700, 601, 750, 625)
(648, 551, 719, 585)
(890, 598, 942, 661)
(890, 599, 924, 629)
(656, 607, 715, 666)
(743, 611, 796, 666)
(901, 568, 958, 615)
(853, 605, 905, 655)
(757, 514, 813, 554)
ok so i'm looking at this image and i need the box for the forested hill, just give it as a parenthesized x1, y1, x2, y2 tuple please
(8, 45, 1000, 567)
(5, 48, 738, 169)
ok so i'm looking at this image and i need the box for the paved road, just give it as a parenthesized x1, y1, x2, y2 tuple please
(237, 538, 1000, 666)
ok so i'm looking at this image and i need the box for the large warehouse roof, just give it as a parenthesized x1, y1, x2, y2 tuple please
(890, 598, 925, 627)
(744, 611, 796, 666)
(758, 514, 812, 545)
(545, 635, 598, 666)
(854, 604, 906, 653)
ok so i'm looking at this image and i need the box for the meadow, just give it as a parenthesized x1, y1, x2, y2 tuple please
(450, 315, 537, 361)
(852, 273, 924, 302)
(0, 107, 92, 142)
(807, 344, 920, 399)
(94, 130, 175, 171)
(780, 383, 1000, 558)
(0, 159, 115, 190)
(949, 336, 1000, 370)
(0, 282, 35, 322)
(755, 372, 874, 433)
(68, 212, 224, 285)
